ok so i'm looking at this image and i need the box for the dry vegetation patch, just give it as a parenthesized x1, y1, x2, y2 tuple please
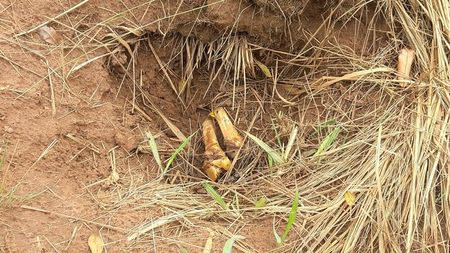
(1, 0, 449, 252)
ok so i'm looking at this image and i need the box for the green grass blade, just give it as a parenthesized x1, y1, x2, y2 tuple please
(202, 182, 228, 210)
(245, 131, 284, 164)
(165, 133, 194, 171)
(145, 132, 163, 172)
(267, 154, 274, 168)
(281, 191, 299, 243)
(223, 236, 237, 253)
(255, 197, 267, 208)
(271, 118, 283, 149)
(313, 127, 341, 156)
(316, 119, 337, 132)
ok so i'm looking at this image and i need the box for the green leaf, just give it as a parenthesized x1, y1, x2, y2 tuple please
(165, 133, 194, 171)
(255, 197, 267, 208)
(317, 119, 337, 130)
(202, 182, 228, 210)
(222, 236, 237, 253)
(245, 131, 284, 164)
(145, 131, 163, 172)
(280, 191, 299, 243)
(267, 154, 274, 168)
(314, 127, 341, 156)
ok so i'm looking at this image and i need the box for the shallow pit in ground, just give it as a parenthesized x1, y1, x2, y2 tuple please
(106, 19, 390, 183)
(107, 32, 278, 181)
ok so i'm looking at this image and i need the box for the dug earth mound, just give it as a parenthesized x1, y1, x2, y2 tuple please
(113, 0, 385, 54)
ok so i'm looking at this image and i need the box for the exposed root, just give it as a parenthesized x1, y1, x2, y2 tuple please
(213, 107, 244, 159)
(202, 117, 231, 181)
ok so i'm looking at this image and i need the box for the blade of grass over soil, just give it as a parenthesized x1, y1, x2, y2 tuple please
(223, 236, 244, 253)
(245, 131, 284, 164)
(273, 220, 282, 245)
(273, 191, 300, 245)
(281, 191, 299, 243)
(164, 133, 194, 172)
(314, 127, 341, 156)
(145, 131, 163, 172)
(202, 182, 228, 210)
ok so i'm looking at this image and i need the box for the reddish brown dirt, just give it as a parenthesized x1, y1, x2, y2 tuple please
(0, 0, 385, 252)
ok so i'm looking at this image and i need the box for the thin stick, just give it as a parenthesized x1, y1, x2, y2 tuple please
(21, 205, 127, 232)
(29, 139, 59, 169)
(15, 0, 90, 36)
(65, 133, 100, 154)
(148, 40, 183, 105)
(47, 62, 56, 116)
(134, 102, 186, 142)
(44, 236, 61, 253)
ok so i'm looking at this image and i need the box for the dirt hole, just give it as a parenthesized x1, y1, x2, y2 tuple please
(107, 32, 280, 182)
(105, 20, 388, 183)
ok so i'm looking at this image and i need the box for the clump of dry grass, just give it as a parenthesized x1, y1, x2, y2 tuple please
(168, 34, 257, 107)
(147, 1, 448, 251)
(102, 0, 448, 250)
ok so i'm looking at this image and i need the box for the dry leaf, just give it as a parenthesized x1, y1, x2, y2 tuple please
(37, 25, 60, 44)
(344, 191, 356, 206)
(255, 60, 272, 78)
(178, 79, 187, 93)
(202, 230, 214, 253)
(88, 234, 104, 253)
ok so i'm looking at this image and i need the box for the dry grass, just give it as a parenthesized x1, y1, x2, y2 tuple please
(87, 0, 450, 251)
(3, 0, 450, 251)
